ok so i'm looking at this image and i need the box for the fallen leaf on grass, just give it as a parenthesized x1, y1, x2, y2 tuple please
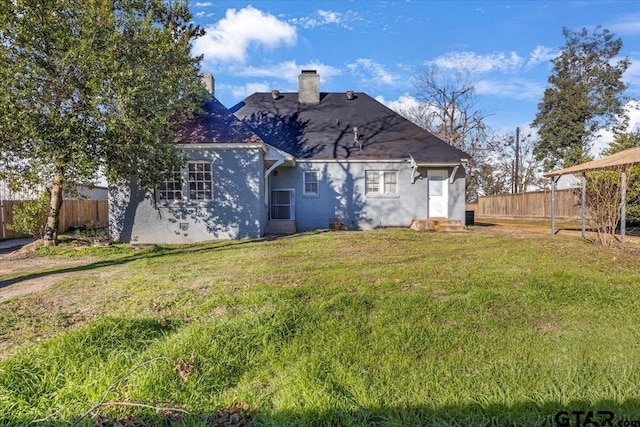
(174, 352, 197, 381)
(206, 402, 258, 427)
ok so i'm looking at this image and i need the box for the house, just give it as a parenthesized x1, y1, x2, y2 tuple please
(109, 71, 470, 244)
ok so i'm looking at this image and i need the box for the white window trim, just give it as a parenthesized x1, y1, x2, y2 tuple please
(187, 161, 213, 201)
(157, 161, 214, 203)
(158, 167, 183, 202)
(303, 170, 319, 196)
(365, 170, 398, 195)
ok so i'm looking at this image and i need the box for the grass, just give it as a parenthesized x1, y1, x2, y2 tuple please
(2, 228, 640, 426)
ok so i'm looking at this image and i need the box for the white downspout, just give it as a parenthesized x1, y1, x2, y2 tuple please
(264, 158, 284, 205)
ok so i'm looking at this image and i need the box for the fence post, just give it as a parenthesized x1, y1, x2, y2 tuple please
(551, 178, 556, 235)
(621, 171, 627, 244)
(581, 174, 586, 239)
(0, 200, 4, 240)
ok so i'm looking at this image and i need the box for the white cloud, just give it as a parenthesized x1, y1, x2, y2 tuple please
(193, 6, 296, 63)
(375, 94, 421, 112)
(318, 10, 341, 25)
(235, 61, 342, 82)
(194, 2, 212, 7)
(629, 101, 640, 131)
(609, 14, 640, 35)
(623, 58, 640, 89)
(195, 11, 214, 18)
(526, 45, 557, 70)
(476, 78, 545, 100)
(290, 9, 358, 30)
(226, 82, 271, 99)
(347, 58, 398, 85)
(591, 101, 640, 157)
(428, 51, 524, 73)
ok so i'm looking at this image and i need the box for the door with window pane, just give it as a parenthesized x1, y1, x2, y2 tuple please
(270, 189, 295, 220)
(427, 170, 448, 218)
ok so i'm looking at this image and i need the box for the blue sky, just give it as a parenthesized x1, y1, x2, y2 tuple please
(189, 0, 640, 154)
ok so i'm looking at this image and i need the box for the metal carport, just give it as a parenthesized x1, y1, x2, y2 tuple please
(544, 146, 640, 243)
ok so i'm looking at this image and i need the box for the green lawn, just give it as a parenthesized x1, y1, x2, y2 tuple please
(1, 228, 640, 426)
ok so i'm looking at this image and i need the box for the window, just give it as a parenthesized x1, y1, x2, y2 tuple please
(158, 167, 183, 201)
(366, 171, 380, 194)
(157, 161, 213, 202)
(365, 170, 398, 194)
(303, 171, 319, 195)
(384, 171, 397, 194)
(188, 162, 213, 200)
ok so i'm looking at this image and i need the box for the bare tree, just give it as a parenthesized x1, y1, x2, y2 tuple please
(475, 163, 510, 196)
(396, 67, 492, 201)
(484, 129, 545, 195)
(584, 168, 628, 246)
(412, 68, 489, 150)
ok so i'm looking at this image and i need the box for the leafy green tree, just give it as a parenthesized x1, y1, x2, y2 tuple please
(601, 130, 640, 223)
(532, 26, 630, 171)
(0, 0, 207, 246)
(602, 128, 640, 156)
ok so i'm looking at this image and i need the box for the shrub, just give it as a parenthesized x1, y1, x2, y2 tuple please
(7, 192, 50, 238)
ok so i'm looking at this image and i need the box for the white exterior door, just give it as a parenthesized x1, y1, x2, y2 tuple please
(270, 189, 295, 220)
(428, 170, 448, 218)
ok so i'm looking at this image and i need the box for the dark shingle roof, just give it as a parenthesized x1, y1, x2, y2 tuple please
(175, 97, 263, 144)
(231, 92, 469, 163)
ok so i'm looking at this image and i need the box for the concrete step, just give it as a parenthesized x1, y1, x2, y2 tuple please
(410, 219, 437, 231)
(265, 220, 296, 235)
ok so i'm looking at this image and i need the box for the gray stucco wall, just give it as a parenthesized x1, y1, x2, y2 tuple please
(447, 165, 467, 224)
(109, 147, 265, 244)
(268, 160, 466, 231)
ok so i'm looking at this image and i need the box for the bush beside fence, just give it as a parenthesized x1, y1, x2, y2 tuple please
(0, 199, 108, 240)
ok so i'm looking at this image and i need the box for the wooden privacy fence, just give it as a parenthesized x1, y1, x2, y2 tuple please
(467, 189, 582, 219)
(0, 199, 108, 240)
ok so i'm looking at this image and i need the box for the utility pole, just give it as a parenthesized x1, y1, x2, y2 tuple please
(514, 127, 520, 194)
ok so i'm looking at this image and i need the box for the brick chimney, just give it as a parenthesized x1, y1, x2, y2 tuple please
(201, 72, 214, 96)
(298, 70, 320, 104)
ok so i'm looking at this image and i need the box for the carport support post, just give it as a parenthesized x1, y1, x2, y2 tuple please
(550, 176, 557, 235)
(621, 170, 627, 244)
(581, 174, 586, 239)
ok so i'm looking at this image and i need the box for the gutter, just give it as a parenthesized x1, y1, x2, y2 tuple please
(179, 143, 267, 153)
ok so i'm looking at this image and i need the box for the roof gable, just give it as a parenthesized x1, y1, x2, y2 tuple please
(175, 97, 263, 144)
(231, 92, 469, 163)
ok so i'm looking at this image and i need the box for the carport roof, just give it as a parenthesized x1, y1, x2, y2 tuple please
(544, 147, 640, 177)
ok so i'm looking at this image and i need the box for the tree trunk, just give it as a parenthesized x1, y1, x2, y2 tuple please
(43, 165, 64, 247)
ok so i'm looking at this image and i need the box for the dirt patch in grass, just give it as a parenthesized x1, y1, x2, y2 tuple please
(0, 250, 96, 302)
(0, 271, 78, 303)
(1, 220, 639, 304)
(473, 218, 640, 245)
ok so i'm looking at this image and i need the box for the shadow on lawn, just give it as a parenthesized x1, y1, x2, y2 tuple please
(0, 230, 330, 290)
(5, 399, 640, 426)
(259, 402, 640, 427)
(2, 316, 640, 426)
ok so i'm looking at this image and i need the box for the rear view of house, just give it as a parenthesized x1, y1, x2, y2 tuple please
(109, 71, 470, 244)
